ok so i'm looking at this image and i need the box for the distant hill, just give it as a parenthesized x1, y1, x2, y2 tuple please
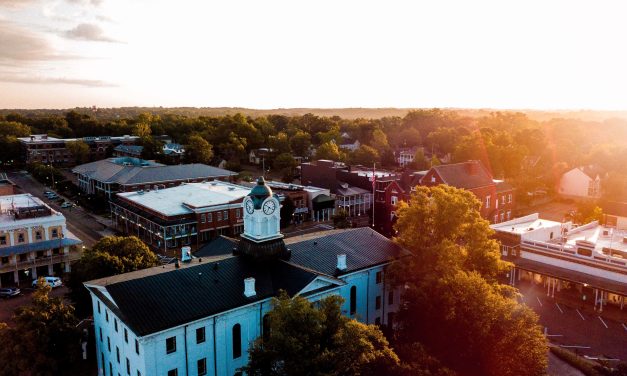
(2, 106, 627, 122)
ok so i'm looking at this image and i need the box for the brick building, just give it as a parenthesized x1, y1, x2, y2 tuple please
(110, 181, 250, 254)
(19, 134, 140, 166)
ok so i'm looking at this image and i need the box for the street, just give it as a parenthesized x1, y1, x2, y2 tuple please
(8, 172, 110, 248)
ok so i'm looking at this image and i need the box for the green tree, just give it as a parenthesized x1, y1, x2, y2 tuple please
(65, 140, 90, 164)
(274, 153, 297, 183)
(315, 141, 343, 161)
(132, 122, 152, 138)
(332, 208, 351, 228)
(243, 292, 400, 376)
(408, 148, 429, 170)
(185, 134, 214, 164)
(67, 236, 158, 317)
(139, 136, 163, 161)
(290, 130, 312, 157)
(0, 281, 81, 376)
(0, 120, 30, 137)
(370, 129, 389, 153)
(349, 145, 380, 166)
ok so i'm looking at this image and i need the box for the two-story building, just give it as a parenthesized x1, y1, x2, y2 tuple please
(558, 165, 604, 200)
(111, 181, 250, 254)
(0, 194, 82, 287)
(87, 177, 408, 376)
(73, 157, 237, 199)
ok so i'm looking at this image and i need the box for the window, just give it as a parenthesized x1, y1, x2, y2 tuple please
(109, 363, 112, 376)
(51, 228, 58, 238)
(507, 210, 511, 220)
(494, 215, 498, 223)
(106, 310, 109, 322)
(201, 214, 206, 223)
(430, 176, 436, 183)
(137, 372, 141, 376)
(126, 358, 130, 375)
(167, 369, 178, 376)
(500, 212, 505, 222)
(375, 296, 381, 310)
(197, 358, 207, 376)
(232, 324, 242, 359)
(375, 317, 381, 325)
(114, 319, 118, 332)
(116, 346, 120, 363)
(262, 314, 270, 343)
(485, 195, 490, 209)
(196, 327, 205, 344)
(17, 233, 24, 243)
(236, 209, 240, 219)
(97, 301, 101, 313)
(0, 235, 6, 245)
(207, 213, 212, 222)
(350, 286, 357, 315)
(217, 212, 222, 221)
(107, 337, 111, 352)
(223, 210, 228, 220)
(124, 328, 128, 343)
(99, 327, 103, 342)
(391, 196, 398, 205)
(501, 195, 505, 205)
(101, 353, 105, 376)
(166, 336, 176, 354)
(388, 291, 394, 305)
(0, 256, 7, 264)
(375, 271, 382, 284)
(35, 231, 42, 240)
(508, 194, 512, 203)
(135, 339, 139, 355)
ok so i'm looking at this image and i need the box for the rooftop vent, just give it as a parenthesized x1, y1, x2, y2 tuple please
(623, 237, 627, 244)
(244, 277, 256, 297)
(337, 254, 347, 270)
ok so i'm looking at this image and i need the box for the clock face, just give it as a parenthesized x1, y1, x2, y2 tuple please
(245, 199, 255, 214)
(262, 200, 276, 215)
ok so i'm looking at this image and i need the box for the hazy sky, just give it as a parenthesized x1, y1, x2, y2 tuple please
(1, 0, 626, 109)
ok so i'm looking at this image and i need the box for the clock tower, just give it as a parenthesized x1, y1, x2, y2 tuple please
(238, 177, 288, 261)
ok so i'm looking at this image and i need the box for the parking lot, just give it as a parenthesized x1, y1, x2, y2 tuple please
(519, 282, 627, 361)
(0, 285, 69, 324)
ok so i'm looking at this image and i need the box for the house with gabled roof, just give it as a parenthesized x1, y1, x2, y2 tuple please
(559, 165, 605, 199)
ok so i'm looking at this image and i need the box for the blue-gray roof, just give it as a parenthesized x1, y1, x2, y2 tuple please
(0, 238, 82, 256)
(114, 145, 144, 155)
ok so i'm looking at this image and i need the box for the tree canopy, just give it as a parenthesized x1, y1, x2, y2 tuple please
(0, 281, 81, 376)
(67, 236, 158, 317)
(243, 292, 400, 376)
(185, 134, 214, 164)
(391, 185, 547, 376)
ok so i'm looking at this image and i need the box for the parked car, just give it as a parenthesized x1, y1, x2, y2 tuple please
(32, 276, 62, 288)
(43, 190, 53, 195)
(0, 287, 21, 298)
(60, 202, 73, 208)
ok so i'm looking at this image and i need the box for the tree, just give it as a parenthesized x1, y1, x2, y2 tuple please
(290, 130, 312, 157)
(274, 153, 297, 183)
(350, 145, 380, 166)
(243, 292, 400, 376)
(315, 141, 342, 161)
(139, 136, 163, 161)
(132, 122, 152, 138)
(370, 129, 389, 153)
(65, 140, 90, 164)
(408, 148, 429, 170)
(332, 208, 350, 228)
(396, 271, 547, 376)
(67, 236, 158, 317)
(185, 134, 214, 164)
(0, 281, 81, 376)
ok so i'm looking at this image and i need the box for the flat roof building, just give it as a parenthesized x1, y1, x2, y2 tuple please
(0, 194, 82, 287)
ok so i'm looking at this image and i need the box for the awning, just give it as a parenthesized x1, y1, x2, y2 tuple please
(312, 194, 335, 211)
(0, 238, 83, 257)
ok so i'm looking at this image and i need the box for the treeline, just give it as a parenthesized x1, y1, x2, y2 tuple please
(2, 109, 627, 201)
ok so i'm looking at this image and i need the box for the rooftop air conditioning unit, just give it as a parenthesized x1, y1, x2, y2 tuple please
(623, 237, 627, 244)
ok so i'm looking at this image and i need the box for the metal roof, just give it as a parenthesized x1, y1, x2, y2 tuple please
(0, 238, 82, 257)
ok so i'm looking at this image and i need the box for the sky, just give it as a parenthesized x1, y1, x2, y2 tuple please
(1, 0, 627, 110)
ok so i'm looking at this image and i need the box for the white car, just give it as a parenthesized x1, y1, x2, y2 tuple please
(60, 202, 74, 208)
(32, 276, 62, 288)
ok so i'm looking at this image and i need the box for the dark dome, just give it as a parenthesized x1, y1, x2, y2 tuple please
(249, 176, 273, 209)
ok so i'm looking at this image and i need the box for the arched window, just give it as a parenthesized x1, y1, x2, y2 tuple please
(232, 324, 241, 359)
(350, 286, 357, 315)
(262, 314, 270, 343)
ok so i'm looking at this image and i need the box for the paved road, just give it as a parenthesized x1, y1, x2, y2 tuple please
(8, 172, 105, 248)
(519, 282, 627, 361)
(0, 286, 68, 324)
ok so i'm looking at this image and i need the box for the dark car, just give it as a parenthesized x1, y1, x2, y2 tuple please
(0, 287, 21, 298)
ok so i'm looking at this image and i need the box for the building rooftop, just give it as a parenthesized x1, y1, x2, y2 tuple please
(86, 227, 410, 336)
(18, 134, 139, 144)
(73, 159, 236, 186)
(491, 213, 562, 235)
(424, 160, 494, 189)
(116, 181, 251, 216)
(0, 194, 60, 225)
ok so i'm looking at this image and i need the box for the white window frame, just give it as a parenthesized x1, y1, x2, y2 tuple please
(485, 195, 491, 209)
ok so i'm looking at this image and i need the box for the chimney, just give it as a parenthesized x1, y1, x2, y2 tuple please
(244, 277, 256, 297)
(466, 161, 478, 175)
(336, 254, 347, 270)
(181, 246, 191, 262)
